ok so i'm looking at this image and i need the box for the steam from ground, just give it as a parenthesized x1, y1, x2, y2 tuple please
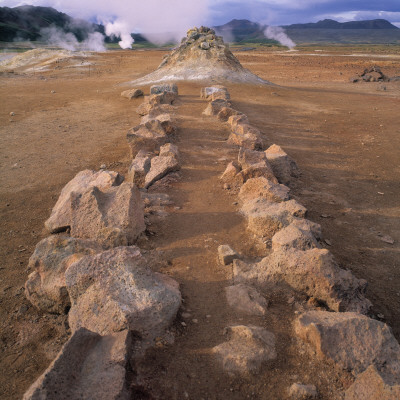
(41, 26, 106, 51)
(105, 21, 134, 49)
(264, 26, 296, 49)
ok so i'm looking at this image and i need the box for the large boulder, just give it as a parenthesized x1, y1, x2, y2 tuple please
(23, 328, 132, 400)
(144, 144, 180, 189)
(265, 144, 300, 184)
(271, 219, 322, 251)
(225, 284, 268, 316)
(238, 177, 290, 203)
(212, 325, 276, 374)
(69, 182, 145, 248)
(25, 235, 103, 314)
(66, 246, 181, 338)
(241, 198, 307, 238)
(45, 169, 122, 234)
(345, 364, 400, 400)
(126, 150, 152, 188)
(228, 124, 263, 150)
(217, 107, 242, 122)
(234, 248, 371, 313)
(227, 114, 249, 129)
(126, 120, 169, 158)
(295, 311, 400, 375)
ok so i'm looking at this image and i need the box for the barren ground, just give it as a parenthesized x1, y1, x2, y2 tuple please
(0, 48, 399, 399)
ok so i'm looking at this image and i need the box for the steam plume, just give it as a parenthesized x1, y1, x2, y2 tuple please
(105, 21, 134, 49)
(264, 26, 296, 49)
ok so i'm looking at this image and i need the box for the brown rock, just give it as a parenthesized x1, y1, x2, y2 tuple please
(228, 124, 263, 150)
(203, 99, 231, 116)
(288, 383, 318, 399)
(120, 88, 143, 99)
(126, 150, 152, 188)
(265, 144, 300, 184)
(238, 177, 290, 203)
(45, 169, 122, 234)
(271, 219, 322, 251)
(225, 284, 268, 316)
(234, 249, 371, 313)
(23, 328, 131, 400)
(126, 121, 168, 158)
(227, 114, 249, 129)
(159, 142, 179, 159)
(66, 246, 181, 338)
(218, 244, 240, 265)
(220, 161, 243, 189)
(212, 325, 276, 374)
(217, 107, 242, 122)
(141, 113, 176, 135)
(25, 235, 102, 314)
(295, 311, 400, 374)
(70, 182, 145, 248)
(144, 154, 180, 189)
(149, 91, 177, 106)
(241, 198, 307, 238)
(345, 364, 400, 400)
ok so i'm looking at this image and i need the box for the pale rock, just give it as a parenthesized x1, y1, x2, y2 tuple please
(234, 248, 371, 313)
(288, 383, 318, 399)
(218, 245, 239, 265)
(220, 161, 243, 189)
(238, 177, 290, 203)
(120, 88, 143, 99)
(70, 182, 145, 248)
(228, 124, 263, 150)
(66, 246, 181, 338)
(203, 99, 231, 116)
(241, 198, 307, 238)
(45, 169, 122, 234)
(272, 219, 322, 251)
(126, 150, 152, 188)
(159, 143, 180, 159)
(23, 328, 131, 400)
(265, 144, 300, 184)
(25, 235, 102, 314)
(144, 155, 180, 189)
(345, 364, 400, 400)
(149, 91, 177, 106)
(200, 86, 230, 101)
(295, 311, 400, 374)
(212, 325, 276, 374)
(150, 83, 178, 95)
(225, 284, 268, 316)
(237, 148, 268, 170)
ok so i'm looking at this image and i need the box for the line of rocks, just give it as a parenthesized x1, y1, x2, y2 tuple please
(202, 85, 400, 399)
(22, 84, 184, 399)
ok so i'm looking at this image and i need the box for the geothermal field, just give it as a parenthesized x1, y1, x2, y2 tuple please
(1, 27, 400, 399)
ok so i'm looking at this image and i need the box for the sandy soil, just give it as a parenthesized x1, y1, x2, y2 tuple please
(0, 48, 399, 399)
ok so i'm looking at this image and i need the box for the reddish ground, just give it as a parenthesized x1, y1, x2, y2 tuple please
(0, 47, 399, 399)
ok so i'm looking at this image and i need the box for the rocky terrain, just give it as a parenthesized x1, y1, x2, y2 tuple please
(0, 29, 399, 399)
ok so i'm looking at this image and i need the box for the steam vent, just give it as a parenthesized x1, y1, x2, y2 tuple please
(131, 26, 270, 85)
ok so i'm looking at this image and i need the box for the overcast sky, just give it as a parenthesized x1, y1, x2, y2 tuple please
(1, 0, 400, 29)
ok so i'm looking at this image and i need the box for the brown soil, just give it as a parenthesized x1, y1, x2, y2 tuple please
(0, 48, 399, 399)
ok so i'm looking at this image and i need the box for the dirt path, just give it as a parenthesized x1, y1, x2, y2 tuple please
(131, 88, 349, 399)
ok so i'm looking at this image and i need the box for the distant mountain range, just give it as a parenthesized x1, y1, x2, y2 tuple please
(0, 5, 146, 43)
(215, 18, 400, 45)
(1, 6, 400, 45)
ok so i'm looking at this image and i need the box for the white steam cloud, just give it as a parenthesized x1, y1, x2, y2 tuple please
(105, 21, 134, 49)
(40, 26, 106, 51)
(264, 26, 296, 48)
